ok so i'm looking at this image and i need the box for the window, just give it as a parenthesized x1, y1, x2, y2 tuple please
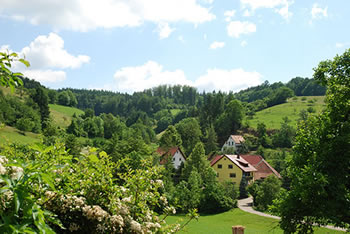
(230, 173, 236, 178)
(172, 157, 175, 161)
(243, 172, 250, 177)
(228, 164, 233, 169)
(218, 164, 222, 169)
(217, 173, 219, 177)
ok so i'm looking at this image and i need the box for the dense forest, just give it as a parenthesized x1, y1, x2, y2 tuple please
(1, 49, 349, 233)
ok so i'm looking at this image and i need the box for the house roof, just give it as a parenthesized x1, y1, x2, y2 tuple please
(241, 154, 281, 179)
(156, 147, 186, 165)
(210, 154, 257, 172)
(230, 135, 245, 144)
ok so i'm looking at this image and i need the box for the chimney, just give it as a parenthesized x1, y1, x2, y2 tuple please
(237, 154, 240, 159)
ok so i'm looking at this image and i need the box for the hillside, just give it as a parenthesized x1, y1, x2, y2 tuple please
(247, 96, 325, 129)
(0, 125, 41, 145)
(0, 104, 84, 145)
(49, 104, 84, 128)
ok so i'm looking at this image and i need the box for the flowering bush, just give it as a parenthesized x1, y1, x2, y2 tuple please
(0, 143, 187, 233)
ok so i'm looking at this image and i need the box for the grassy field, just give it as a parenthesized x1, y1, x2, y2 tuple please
(247, 96, 325, 130)
(0, 125, 41, 145)
(166, 209, 342, 234)
(49, 104, 84, 128)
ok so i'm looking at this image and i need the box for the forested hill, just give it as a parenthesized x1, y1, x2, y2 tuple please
(51, 77, 325, 119)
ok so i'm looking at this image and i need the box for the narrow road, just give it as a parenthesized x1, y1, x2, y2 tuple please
(237, 197, 280, 220)
(237, 197, 346, 232)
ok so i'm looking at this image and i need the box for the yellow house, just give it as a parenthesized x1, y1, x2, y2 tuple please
(210, 154, 257, 184)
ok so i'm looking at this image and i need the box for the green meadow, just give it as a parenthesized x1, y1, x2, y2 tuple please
(248, 96, 325, 130)
(0, 125, 41, 145)
(49, 104, 84, 128)
(166, 209, 343, 234)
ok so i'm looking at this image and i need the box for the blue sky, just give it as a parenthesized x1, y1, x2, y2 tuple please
(0, 0, 349, 94)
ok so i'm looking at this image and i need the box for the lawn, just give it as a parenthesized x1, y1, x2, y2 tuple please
(49, 104, 84, 128)
(0, 125, 41, 145)
(247, 96, 325, 130)
(166, 209, 342, 234)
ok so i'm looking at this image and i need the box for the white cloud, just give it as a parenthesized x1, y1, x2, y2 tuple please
(178, 35, 185, 43)
(195, 68, 262, 93)
(0, 0, 215, 32)
(241, 40, 248, 47)
(240, 0, 293, 20)
(199, 0, 214, 4)
(243, 9, 252, 17)
(157, 22, 175, 39)
(224, 10, 236, 22)
(19, 33, 90, 70)
(1, 33, 89, 83)
(227, 21, 256, 38)
(112, 61, 262, 93)
(209, 41, 225, 49)
(22, 70, 66, 83)
(113, 61, 193, 93)
(311, 3, 328, 19)
(335, 42, 349, 48)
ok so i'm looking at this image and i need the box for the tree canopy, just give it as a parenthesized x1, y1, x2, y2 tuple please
(278, 49, 350, 233)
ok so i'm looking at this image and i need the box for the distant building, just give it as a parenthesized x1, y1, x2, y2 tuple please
(210, 154, 257, 184)
(221, 135, 245, 152)
(241, 155, 281, 180)
(156, 147, 186, 170)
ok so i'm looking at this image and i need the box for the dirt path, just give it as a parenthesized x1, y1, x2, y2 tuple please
(237, 197, 346, 232)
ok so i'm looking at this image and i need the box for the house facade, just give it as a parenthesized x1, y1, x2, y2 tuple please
(210, 154, 257, 184)
(221, 135, 245, 152)
(156, 147, 186, 170)
(241, 155, 281, 180)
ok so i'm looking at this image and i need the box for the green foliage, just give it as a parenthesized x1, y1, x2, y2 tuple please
(159, 125, 182, 149)
(248, 175, 282, 211)
(57, 90, 77, 107)
(0, 142, 183, 233)
(175, 118, 202, 155)
(31, 87, 50, 129)
(0, 51, 29, 92)
(204, 124, 218, 154)
(16, 117, 35, 133)
(278, 49, 350, 233)
(272, 117, 296, 148)
(239, 176, 249, 199)
(215, 99, 244, 144)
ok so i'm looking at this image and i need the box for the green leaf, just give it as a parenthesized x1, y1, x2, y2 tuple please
(19, 59, 30, 67)
(40, 173, 55, 190)
(14, 192, 21, 214)
(88, 154, 99, 163)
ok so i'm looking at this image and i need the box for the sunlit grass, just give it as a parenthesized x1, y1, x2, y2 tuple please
(49, 104, 84, 128)
(248, 96, 325, 130)
(0, 125, 41, 145)
(166, 208, 342, 234)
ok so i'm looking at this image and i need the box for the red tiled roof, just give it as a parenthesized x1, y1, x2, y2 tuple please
(230, 135, 245, 144)
(156, 147, 185, 165)
(241, 154, 281, 179)
(210, 154, 257, 172)
(210, 155, 223, 166)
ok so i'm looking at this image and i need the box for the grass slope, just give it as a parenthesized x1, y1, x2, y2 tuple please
(166, 209, 342, 234)
(49, 104, 84, 128)
(248, 96, 325, 130)
(0, 126, 41, 145)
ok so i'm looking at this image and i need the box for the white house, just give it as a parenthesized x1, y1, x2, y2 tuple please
(221, 135, 245, 152)
(156, 147, 186, 170)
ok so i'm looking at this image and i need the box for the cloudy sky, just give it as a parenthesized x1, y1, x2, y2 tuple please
(0, 0, 349, 93)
